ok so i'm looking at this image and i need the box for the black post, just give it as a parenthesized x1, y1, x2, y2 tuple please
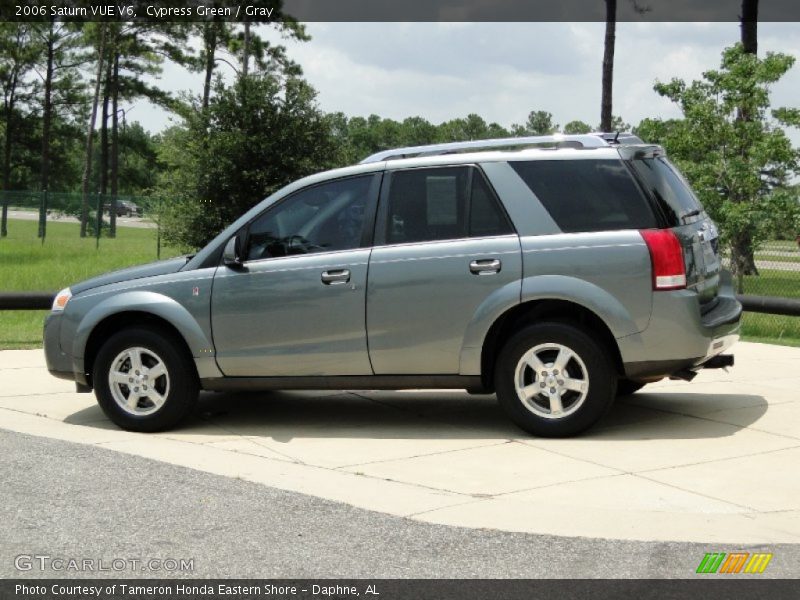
(157, 196, 162, 259)
(40, 189, 48, 244)
(95, 192, 102, 249)
(0, 189, 7, 237)
(37, 191, 46, 239)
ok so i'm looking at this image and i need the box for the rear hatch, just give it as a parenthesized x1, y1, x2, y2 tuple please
(625, 148, 721, 308)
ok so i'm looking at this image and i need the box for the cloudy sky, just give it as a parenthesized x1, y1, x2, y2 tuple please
(135, 22, 800, 141)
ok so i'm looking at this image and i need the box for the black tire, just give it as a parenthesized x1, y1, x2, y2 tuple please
(494, 322, 617, 437)
(616, 379, 646, 396)
(93, 326, 198, 432)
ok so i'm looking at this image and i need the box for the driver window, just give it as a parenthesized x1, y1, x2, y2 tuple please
(246, 175, 373, 261)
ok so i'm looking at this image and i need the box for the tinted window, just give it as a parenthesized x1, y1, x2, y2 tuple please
(630, 157, 702, 224)
(246, 175, 373, 260)
(510, 159, 658, 233)
(386, 167, 512, 244)
(470, 173, 514, 237)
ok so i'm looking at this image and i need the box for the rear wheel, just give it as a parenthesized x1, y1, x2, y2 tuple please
(617, 379, 646, 396)
(93, 326, 198, 432)
(495, 322, 617, 437)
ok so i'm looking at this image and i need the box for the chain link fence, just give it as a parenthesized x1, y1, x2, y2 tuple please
(721, 242, 799, 344)
(0, 190, 166, 257)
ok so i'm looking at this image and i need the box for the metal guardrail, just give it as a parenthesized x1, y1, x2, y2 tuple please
(1, 291, 799, 316)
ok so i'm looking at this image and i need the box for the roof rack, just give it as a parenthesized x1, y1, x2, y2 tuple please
(359, 132, 643, 164)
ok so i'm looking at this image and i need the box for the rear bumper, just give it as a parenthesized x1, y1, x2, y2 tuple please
(619, 270, 741, 380)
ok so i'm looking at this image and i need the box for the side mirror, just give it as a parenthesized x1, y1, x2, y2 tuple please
(223, 235, 244, 269)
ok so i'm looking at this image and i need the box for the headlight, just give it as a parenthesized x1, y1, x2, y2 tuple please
(52, 288, 72, 312)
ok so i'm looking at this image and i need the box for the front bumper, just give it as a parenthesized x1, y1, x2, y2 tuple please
(619, 271, 742, 380)
(43, 313, 74, 381)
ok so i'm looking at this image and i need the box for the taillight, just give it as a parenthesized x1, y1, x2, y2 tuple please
(640, 229, 686, 291)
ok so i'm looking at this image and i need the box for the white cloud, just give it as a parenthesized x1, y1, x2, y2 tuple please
(131, 21, 800, 148)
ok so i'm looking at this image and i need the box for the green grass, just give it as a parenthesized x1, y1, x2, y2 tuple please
(2, 219, 798, 349)
(741, 313, 800, 347)
(0, 219, 180, 349)
(754, 255, 799, 263)
(761, 240, 798, 251)
(734, 269, 800, 346)
(741, 268, 800, 300)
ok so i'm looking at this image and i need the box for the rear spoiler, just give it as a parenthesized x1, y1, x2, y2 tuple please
(617, 144, 665, 160)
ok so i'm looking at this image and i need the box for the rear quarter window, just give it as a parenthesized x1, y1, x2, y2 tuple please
(629, 157, 703, 225)
(510, 159, 658, 233)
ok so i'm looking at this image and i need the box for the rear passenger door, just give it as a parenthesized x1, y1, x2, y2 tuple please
(367, 165, 521, 374)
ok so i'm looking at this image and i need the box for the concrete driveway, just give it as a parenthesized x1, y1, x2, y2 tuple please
(1, 341, 798, 544)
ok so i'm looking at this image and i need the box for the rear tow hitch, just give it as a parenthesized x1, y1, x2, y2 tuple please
(669, 354, 734, 381)
(703, 354, 735, 370)
(669, 369, 697, 382)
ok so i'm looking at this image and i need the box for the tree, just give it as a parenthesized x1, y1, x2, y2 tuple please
(0, 23, 39, 237)
(32, 20, 87, 237)
(736, 0, 759, 269)
(741, 0, 758, 55)
(438, 113, 503, 141)
(160, 74, 339, 250)
(115, 122, 159, 194)
(192, 8, 308, 112)
(600, 1, 649, 132)
(101, 22, 190, 236)
(597, 115, 630, 132)
(511, 110, 558, 136)
(79, 23, 107, 237)
(648, 45, 800, 291)
(328, 113, 512, 166)
(563, 120, 593, 134)
(600, 0, 617, 132)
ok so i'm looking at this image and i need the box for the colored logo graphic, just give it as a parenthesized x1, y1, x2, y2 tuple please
(696, 552, 773, 574)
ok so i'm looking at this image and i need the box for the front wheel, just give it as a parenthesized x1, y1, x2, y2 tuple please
(495, 322, 617, 437)
(93, 327, 199, 432)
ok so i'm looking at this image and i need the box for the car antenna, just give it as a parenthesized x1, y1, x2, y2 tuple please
(613, 131, 620, 144)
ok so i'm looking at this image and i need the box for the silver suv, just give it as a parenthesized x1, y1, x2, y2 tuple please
(44, 133, 741, 437)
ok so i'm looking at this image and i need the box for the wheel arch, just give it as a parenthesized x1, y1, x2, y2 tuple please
(72, 291, 216, 386)
(82, 311, 197, 388)
(478, 298, 625, 391)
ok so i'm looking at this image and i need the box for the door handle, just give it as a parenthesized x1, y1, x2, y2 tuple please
(469, 259, 501, 275)
(321, 269, 351, 285)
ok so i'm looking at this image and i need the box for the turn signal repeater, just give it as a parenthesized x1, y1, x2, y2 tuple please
(639, 229, 687, 291)
(51, 288, 72, 311)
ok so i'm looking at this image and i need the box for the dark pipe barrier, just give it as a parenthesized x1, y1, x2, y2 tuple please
(737, 294, 800, 317)
(0, 292, 56, 310)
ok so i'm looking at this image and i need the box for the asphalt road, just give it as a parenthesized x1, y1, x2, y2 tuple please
(1, 428, 797, 579)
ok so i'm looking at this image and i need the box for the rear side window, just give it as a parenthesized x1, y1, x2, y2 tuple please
(385, 166, 512, 244)
(469, 173, 512, 237)
(510, 159, 658, 233)
(629, 158, 702, 225)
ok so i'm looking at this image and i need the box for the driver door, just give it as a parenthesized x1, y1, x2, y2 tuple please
(211, 173, 381, 377)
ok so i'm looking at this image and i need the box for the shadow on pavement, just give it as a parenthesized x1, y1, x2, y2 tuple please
(65, 388, 768, 442)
